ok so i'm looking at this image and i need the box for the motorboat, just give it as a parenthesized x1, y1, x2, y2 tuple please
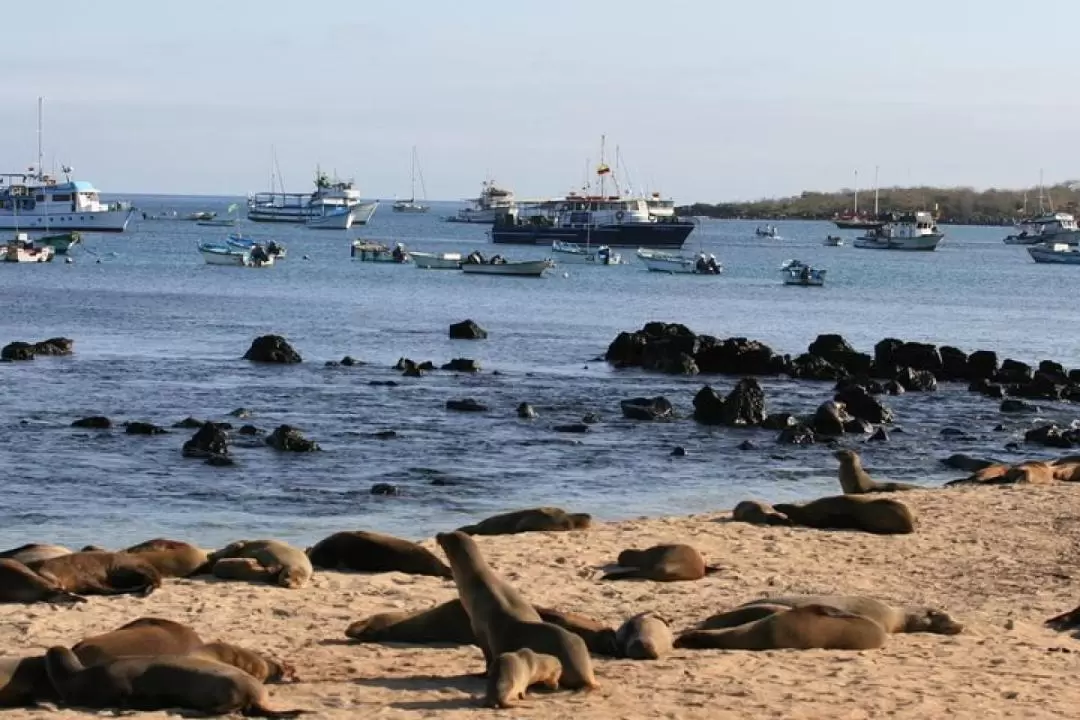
(446, 179, 515, 223)
(351, 241, 410, 263)
(34, 231, 81, 254)
(1028, 242, 1080, 264)
(306, 207, 354, 230)
(781, 259, 826, 286)
(637, 247, 721, 275)
(1003, 212, 1080, 246)
(188, 211, 217, 222)
(349, 201, 378, 225)
(197, 203, 241, 227)
(824, 235, 844, 246)
(411, 251, 463, 269)
(198, 242, 274, 267)
(2, 233, 54, 262)
(460, 251, 553, 277)
(754, 225, 780, 238)
(550, 240, 621, 265)
(854, 211, 943, 251)
(227, 234, 286, 259)
(248, 167, 377, 225)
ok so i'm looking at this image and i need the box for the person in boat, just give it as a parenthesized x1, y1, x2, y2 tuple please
(466, 250, 485, 265)
(250, 244, 270, 265)
(706, 254, 720, 274)
(800, 264, 811, 282)
(695, 253, 708, 273)
(267, 240, 282, 256)
(392, 243, 406, 263)
(598, 246, 611, 265)
(490, 254, 505, 265)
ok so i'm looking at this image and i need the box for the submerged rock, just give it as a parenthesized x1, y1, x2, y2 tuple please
(553, 423, 590, 433)
(516, 402, 538, 419)
(370, 483, 400, 496)
(446, 398, 488, 413)
(1, 342, 35, 361)
(183, 422, 229, 458)
(449, 319, 488, 340)
(266, 425, 320, 452)
(442, 358, 481, 373)
(243, 335, 301, 363)
(124, 422, 167, 436)
(621, 396, 674, 421)
(72, 416, 112, 429)
(172, 417, 205, 429)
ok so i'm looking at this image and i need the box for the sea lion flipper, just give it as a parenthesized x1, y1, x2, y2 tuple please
(599, 567, 644, 581)
(703, 565, 721, 576)
(1045, 605, 1080, 630)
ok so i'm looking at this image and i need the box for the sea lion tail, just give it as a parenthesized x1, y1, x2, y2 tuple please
(242, 705, 308, 718)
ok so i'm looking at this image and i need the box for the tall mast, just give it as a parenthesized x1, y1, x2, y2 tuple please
(409, 146, 416, 202)
(599, 135, 606, 198)
(37, 96, 44, 181)
(873, 165, 880, 215)
(853, 169, 859, 215)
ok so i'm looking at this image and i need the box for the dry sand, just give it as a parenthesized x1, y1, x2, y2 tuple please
(3, 486, 1080, 719)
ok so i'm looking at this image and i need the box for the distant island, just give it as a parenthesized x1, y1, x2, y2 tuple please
(680, 182, 1080, 226)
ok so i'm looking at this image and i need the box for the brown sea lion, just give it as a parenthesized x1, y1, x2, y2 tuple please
(72, 618, 204, 666)
(0, 543, 72, 565)
(208, 540, 313, 588)
(43, 647, 305, 717)
(674, 604, 888, 651)
(456, 507, 592, 536)
(212, 557, 282, 584)
(947, 462, 1013, 486)
(615, 613, 673, 660)
(0, 559, 85, 604)
(306, 530, 451, 578)
(0, 656, 54, 707)
(700, 595, 963, 635)
(484, 648, 562, 709)
(731, 500, 790, 526)
(1002, 461, 1057, 485)
(601, 544, 719, 582)
(834, 450, 920, 493)
(773, 495, 915, 535)
(535, 607, 619, 657)
(1046, 604, 1080, 630)
(122, 538, 210, 578)
(190, 642, 296, 684)
(28, 552, 162, 596)
(435, 530, 597, 689)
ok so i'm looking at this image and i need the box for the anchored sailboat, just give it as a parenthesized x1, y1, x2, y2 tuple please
(392, 146, 429, 213)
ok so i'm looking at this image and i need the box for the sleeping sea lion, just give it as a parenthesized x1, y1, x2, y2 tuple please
(773, 495, 915, 535)
(947, 462, 1013, 486)
(674, 604, 888, 651)
(190, 642, 297, 684)
(699, 595, 963, 635)
(0, 656, 54, 707)
(72, 618, 203, 666)
(615, 613, 673, 659)
(535, 607, 619, 657)
(602, 544, 719, 582)
(0, 543, 72, 565)
(834, 449, 920, 493)
(435, 530, 597, 689)
(28, 552, 161, 597)
(0, 559, 85, 604)
(43, 646, 305, 717)
(484, 648, 562, 709)
(208, 540, 313, 589)
(457, 507, 592, 536)
(306, 530, 451, 578)
(122, 538, 210, 578)
(731, 500, 790, 526)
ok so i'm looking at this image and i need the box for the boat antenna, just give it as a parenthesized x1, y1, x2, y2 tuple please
(37, 96, 44, 182)
(599, 134, 606, 198)
(416, 147, 428, 203)
(853, 169, 859, 216)
(873, 165, 880, 216)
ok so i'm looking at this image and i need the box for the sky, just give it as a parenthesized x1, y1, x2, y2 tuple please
(2, 0, 1078, 202)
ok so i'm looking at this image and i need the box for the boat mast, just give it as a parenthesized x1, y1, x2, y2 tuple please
(39, 97, 48, 233)
(873, 165, 879, 215)
(599, 135, 606, 198)
(409, 146, 416, 203)
(853, 169, 859, 216)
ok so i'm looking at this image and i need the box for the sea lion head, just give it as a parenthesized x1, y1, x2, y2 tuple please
(833, 449, 859, 465)
(435, 531, 476, 567)
(615, 548, 645, 567)
(906, 608, 964, 635)
(265, 657, 298, 683)
(567, 513, 593, 530)
(276, 565, 307, 589)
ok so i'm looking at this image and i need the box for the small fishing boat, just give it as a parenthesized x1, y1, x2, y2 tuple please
(227, 234, 286, 259)
(781, 259, 827, 286)
(35, 231, 81, 254)
(187, 211, 217, 222)
(551, 240, 621, 265)
(755, 225, 780, 239)
(351, 241, 411, 263)
(306, 207, 354, 230)
(411, 251, 463, 269)
(460, 251, 553, 277)
(198, 242, 275, 267)
(197, 203, 241, 227)
(2, 234, 55, 263)
(823, 235, 844, 247)
(1028, 242, 1080, 264)
(637, 247, 721, 275)
(854, 211, 943, 251)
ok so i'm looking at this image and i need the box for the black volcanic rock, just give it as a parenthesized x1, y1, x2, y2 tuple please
(243, 335, 301, 363)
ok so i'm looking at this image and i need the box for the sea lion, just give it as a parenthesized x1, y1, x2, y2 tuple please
(1046, 604, 1080, 630)
(436, 530, 597, 689)
(208, 540, 313, 589)
(43, 646, 305, 717)
(484, 648, 562, 709)
(699, 595, 963, 635)
(535, 607, 619, 657)
(601, 544, 719, 582)
(72, 618, 204, 666)
(673, 604, 888, 651)
(0, 543, 72, 565)
(731, 500, 790, 526)
(0, 656, 54, 707)
(615, 613, 673, 660)
(212, 557, 282, 584)
(834, 449, 920, 493)
(190, 642, 297, 683)
(0, 559, 85, 604)
(122, 538, 210, 578)
(306, 530, 451, 578)
(28, 551, 162, 596)
(457, 507, 592, 536)
(947, 462, 1013, 486)
(773, 495, 915, 535)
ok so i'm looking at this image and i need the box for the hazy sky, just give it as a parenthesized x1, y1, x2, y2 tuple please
(2, 0, 1077, 201)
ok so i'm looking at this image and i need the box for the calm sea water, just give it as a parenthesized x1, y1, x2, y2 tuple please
(2, 194, 1078, 549)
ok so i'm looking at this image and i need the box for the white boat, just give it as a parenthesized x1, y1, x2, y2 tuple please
(306, 207, 354, 230)
(351, 241, 411, 263)
(823, 235, 844, 246)
(411, 251, 462, 269)
(227, 235, 286, 259)
(2, 233, 54, 263)
(198, 242, 274, 267)
(551, 240, 621, 265)
(248, 165, 374, 224)
(446, 179, 515, 223)
(754, 225, 780, 238)
(460, 252, 553, 277)
(1003, 212, 1080, 245)
(1028, 242, 1080, 264)
(392, 147, 429, 213)
(781, 259, 826, 286)
(196, 203, 240, 227)
(0, 99, 133, 232)
(349, 201, 378, 225)
(854, 211, 943, 251)
(637, 247, 721, 275)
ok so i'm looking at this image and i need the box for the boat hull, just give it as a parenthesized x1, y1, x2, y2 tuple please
(248, 201, 377, 225)
(461, 260, 553, 277)
(491, 221, 693, 248)
(551, 241, 621, 265)
(834, 218, 884, 230)
(411, 252, 462, 269)
(197, 219, 237, 227)
(2, 245, 55, 263)
(306, 210, 354, 230)
(1028, 246, 1080, 264)
(446, 209, 498, 224)
(853, 234, 943, 251)
(33, 231, 81, 254)
(0, 209, 133, 232)
(350, 202, 378, 225)
(637, 249, 720, 275)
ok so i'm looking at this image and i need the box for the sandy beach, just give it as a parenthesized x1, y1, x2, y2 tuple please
(3, 485, 1080, 719)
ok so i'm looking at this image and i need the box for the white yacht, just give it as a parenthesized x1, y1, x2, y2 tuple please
(392, 146, 429, 213)
(248, 170, 377, 224)
(1003, 212, 1080, 245)
(853, 211, 943, 251)
(446, 179, 515, 223)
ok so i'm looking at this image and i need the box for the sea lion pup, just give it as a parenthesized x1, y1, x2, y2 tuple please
(615, 613, 673, 660)
(122, 538, 210, 578)
(834, 450, 920, 493)
(28, 551, 162, 597)
(0, 656, 54, 707)
(699, 595, 963, 635)
(208, 539, 313, 589)
(673, 604, 888, 651)
(43, 647, 306, 718)
(484, 649, 562, 709)
(731, 500, 790, 527)
(72, 618, 204, 666)
(435, 530, 598, 690)
(306, 530, 451, 578)
(601, 544, 719, 582)
(0, 543, 72, 565)
(773, 495, 915, 535)
(457, 507, 592, 536)
(190, 642, 297, 684)
(0, 559, 85, 604)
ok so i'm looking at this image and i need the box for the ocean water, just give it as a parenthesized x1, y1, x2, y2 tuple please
(2, 195, 1078, 550)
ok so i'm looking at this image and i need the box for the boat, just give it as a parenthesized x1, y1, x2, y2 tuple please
(248, 165, 376, 224)
(853, 211, 943, 251)
(0, 98, 133, 232)
(34, 230, 80, 254)
(188, 211, 217, 222)
(306, 207, 354, 230)
(2, 233, 54, 263)
(392, 147, 429, 213)
(411, 251, 463, 269)
(227, 234, 286, 259)
(460, 251, 553, 277)
(755, 225, 780, 238)
(833, 167, 885, 230)
(196, 203, 240, 227)
(1027, 242, 1080, 264)
(197, 242, 274, 267)
(1003, 212, 1080, 246)
(636, 247, 721, 275)
(550, 240, 621, 265)
(351, 241, 410, 263)
(781, 259, 827, 286)
(823, 235, 844, 246)
(349, 201, 378, 225)
(446, 180, 516, 223)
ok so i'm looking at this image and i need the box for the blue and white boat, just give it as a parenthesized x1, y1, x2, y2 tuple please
(198, 241, 275, 267)
(226, 234, 286, 259)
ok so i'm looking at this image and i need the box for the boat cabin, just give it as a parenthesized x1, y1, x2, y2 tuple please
(0, 174, 115, 215)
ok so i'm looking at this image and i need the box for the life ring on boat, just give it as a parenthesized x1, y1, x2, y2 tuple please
(616, 211, 625, 221)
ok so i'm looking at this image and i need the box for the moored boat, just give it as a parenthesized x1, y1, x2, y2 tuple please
(446, 179, 515, 223)
(349, 201, 378, 225)
(853, 211, 943, 251)
(196, 203, 241, 227)
(351, 241, 410, 263)
(755, 225, 780, 238)
(1027, 242, 1080, 264)
(636, 247, 721, 275)
(248, 169, 375, 225)
(823, 235, 844, 246)
(460, 251, 553, 277)
(781, 259, 826, 286)
(2, 233, 54, 263)
(1003, 212, 1080, 246)
(227, 235, 286, 259)
(306, 207, 354, 230)
(198, 242, 275, 267)
(550, 240, 621, 265)
(34, 231, 81, 254)
(392, 146, 429, 213)
(411, 251, 462, 269)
